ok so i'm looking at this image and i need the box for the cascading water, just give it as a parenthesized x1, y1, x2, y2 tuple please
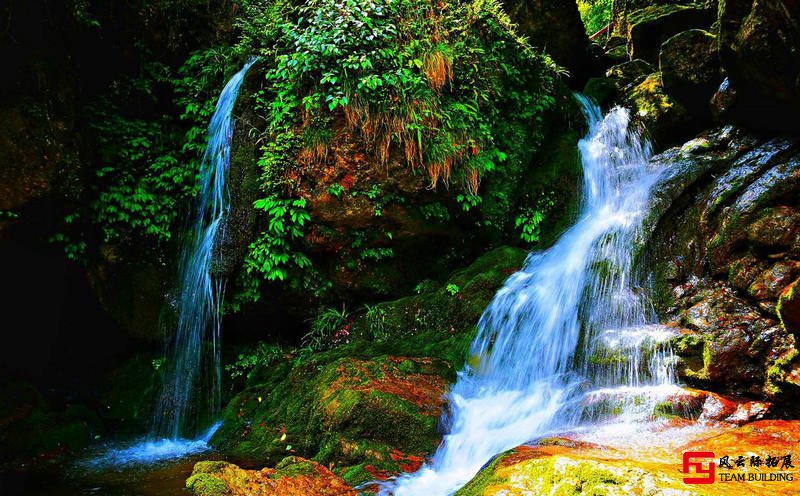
(90, 59, 256, 467)
(153, 57, 257, 441)
(385, 96, 675, 495)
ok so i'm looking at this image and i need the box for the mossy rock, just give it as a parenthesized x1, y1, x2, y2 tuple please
(625, 72, 693, 147)
(626, 4, 715, 64)
(659, 29, 719, 115)
(186, 458, 357, 496)
(583, 78, 618, 108)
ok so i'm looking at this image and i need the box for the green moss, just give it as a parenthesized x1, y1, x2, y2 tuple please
(271, 456, 317, 479)
(186, 473, 230, 496)
(193, 461, 230, 474)
(628, 4, 700, 27)
(456, 455, 625, 496)
(454, 454, 507, 496)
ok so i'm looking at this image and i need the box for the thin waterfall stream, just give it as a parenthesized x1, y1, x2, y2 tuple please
(385, 96, 677, 495)
(90, 58, 256, 466)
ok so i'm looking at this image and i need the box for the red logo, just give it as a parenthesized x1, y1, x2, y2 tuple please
(683, 451, 716, 484)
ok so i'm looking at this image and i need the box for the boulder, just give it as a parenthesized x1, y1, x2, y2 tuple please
(626, 4, 715, 64)
(186, 458, 358, 496)
(457, 421, 800, 496)
(625, 73, 693, 146)
(503, 0, 595, 82)
(710, 77, 737, 122)
(718, 0, 800, 128)
(606, 59, 654, 87)
(659, 29, 719, 115)
(211, 355, 449, 484)
(778, 278, 800, 336)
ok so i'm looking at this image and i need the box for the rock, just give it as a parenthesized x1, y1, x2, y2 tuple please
(747, 262, 800, 301)
(718, 0, 800, 129)
(778, 278, 800, 335)
(503, 0, 595, 82)
(606, 59, 654, 87)
(659, 29, 719, 114)
(457, 421, 800, 496)
(747, 206, 800, 254)
(186, 458, 358, 496)
(728, 255, 767, 292)
(625, 73, 693, 146)
(583, 77, 618, 107)
(211, 355, 449, 483)
(0, 381, 101, 463)
(626, 4, 715, 64)
(605, 45, 629, 64)
(710, 77, 737, 122)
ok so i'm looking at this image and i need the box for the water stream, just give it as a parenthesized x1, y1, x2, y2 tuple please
(386, 96, 675, 495)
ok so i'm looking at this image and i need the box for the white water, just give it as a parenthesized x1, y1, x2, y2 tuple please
(85, 422, 222, 468)
(386, 97, 672, 495)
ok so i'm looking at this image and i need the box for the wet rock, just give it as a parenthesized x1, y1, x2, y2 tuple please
(778, 278, 800, 336)
(626, 4, 715, 64)
(748, 206, 800, 255)
(659, 29, 719, 114)
(748, 262, 800, 301)
(583, 77, 618, 107)
(728, 255, 767, 292)
(459, 421, 800, 496)
(186, 458, 357, 496)
(710, 77, 737, 122)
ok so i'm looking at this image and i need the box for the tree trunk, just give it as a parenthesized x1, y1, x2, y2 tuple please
(610, 0, 627, 37)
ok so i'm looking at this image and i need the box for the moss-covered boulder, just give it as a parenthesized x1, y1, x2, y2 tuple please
(626, 4, 715, 64)
(659, 29, 719, 114)
(186, 458, 357, 496)
(457, 421, 800, 496)
(606, 59, 654, 88)
(625, 73, 693, 146)
(212, 246, 526, 484)
(211, 356, 447, 484)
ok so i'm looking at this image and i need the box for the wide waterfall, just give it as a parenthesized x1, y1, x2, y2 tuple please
(386, 96, 674, 495)
(153, 57, 257, 440)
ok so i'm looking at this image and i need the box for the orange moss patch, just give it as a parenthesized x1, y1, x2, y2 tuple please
(322, 357, 448, 416)
(460, 421, 800, 496)
(186, 458, 358, 496)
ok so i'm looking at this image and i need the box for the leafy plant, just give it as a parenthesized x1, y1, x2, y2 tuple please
(225, 342, 284, 381)
(245, 196, 312, 283)
(446, 283, 461, 296)
(326, 183, 345, 199)
(364, 304, 389, 343)
(303, 305, 351, 351)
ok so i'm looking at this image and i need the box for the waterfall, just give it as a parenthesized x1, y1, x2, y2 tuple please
(152, 58, 257, 440)
(385, 96, 674, 495)
(87, 59, 256, 468)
